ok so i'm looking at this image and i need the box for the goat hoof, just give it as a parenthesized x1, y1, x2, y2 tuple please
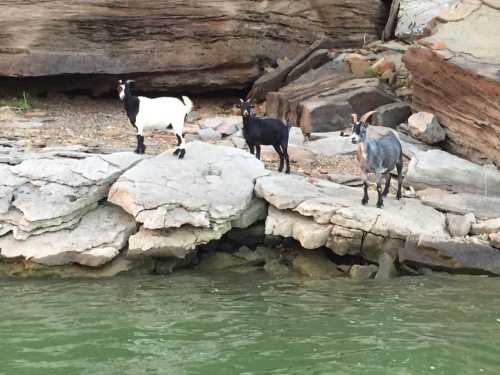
(173, 149, 181, 156)
(178, 150, 186, 159)
(376, 202, 384, 208)
(396, 194, 402, 200)
(361, 198, 368, 206)
(285, 170, 290, 174)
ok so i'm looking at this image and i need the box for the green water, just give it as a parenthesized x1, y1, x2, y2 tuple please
(1, 272, 500, 375)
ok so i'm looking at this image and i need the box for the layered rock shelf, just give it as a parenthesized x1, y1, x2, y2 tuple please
(402, 0, 500, 165)
(1, 142, 500, 278)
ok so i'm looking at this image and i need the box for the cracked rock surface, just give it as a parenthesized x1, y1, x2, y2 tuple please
(0, 146, 143, 239)
(109, 142, 269, 258)
(255, 174, 448, 256)
(0, 204, 136, 267)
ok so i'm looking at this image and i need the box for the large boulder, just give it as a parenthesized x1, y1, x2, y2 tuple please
(0, 204, 136, 267)
(0, 147, 142, 239)
(406, 150, 500, 196)
(402, 1, 500, 164)
(266, 62, 398, 134)
(0, 1, 388, 94)
(372, 101, 412, 128)
(408, 112, 446, 144)
(108, 142, 268, 258)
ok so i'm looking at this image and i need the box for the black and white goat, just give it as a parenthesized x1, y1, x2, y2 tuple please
(117, 80, 193, 158)
(350, 111, 403, 208)
(237, 98, 290, 173)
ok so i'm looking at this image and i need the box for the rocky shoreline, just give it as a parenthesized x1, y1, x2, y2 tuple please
(0, 139, 499, 280)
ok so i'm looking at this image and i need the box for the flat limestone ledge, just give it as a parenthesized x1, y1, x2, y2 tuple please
(0, 204, 137, 267)
(0, 146, 143, 240)
(108, 142, 269, 231)
(256, 173, 448, 241)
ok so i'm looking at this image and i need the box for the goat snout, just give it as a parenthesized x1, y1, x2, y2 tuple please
(351, 134, 360, 144)
(243, 110, 250, 117)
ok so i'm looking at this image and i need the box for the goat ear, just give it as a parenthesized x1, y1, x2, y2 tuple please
(239, 98, 245, 103)
(118, 79, 123, 84)
(126, 80, 136, 86)
(236, 104, 241, 108)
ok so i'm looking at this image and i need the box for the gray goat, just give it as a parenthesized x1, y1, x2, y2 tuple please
(350, 111, 403, 208)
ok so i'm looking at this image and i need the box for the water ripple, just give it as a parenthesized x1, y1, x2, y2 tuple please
(1, 273, 500, 374)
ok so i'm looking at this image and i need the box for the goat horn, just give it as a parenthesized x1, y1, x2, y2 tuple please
(360, 110, 376, 124)
(351, 113, 358, 123)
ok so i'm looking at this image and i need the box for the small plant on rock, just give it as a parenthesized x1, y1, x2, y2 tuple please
(0, 92, 33, 112)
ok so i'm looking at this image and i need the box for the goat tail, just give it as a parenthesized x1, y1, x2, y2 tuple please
(182, 96, 193, 114)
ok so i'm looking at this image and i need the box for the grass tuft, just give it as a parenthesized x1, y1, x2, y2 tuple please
(0, 92, 33, 112)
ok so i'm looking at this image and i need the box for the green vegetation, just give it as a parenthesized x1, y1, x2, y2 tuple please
(363, 66, 378, 78)
(0, 92, 33, 112)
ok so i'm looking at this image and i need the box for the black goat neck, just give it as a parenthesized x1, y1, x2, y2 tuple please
(242, 114, 254, 127)
(123, 92, 140, 126)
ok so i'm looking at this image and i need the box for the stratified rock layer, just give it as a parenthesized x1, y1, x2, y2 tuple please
(0, 0, 388, 94)
(403, 0, 500, 164)
(0, 204, 136, 267)
(255, 174, 448, 260)
(0, 147, 143, 239)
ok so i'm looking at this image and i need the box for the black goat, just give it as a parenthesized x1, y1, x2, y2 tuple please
(237, 99, 290, 173)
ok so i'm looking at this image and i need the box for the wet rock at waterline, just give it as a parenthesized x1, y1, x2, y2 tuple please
(292, 252, 344, 279)
(400, 235, 500, 275)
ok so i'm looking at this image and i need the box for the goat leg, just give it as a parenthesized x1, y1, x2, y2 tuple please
(255, 145, 261, 160)
(272, 144, 284, 172)
(248, 144, 255, 156)
(396, 161, 403, 200)
(282, 143, 290, 174)
(382, 173, 391, 197)
(376, 172, 384, 208)
(361, 173, 369, 205)
(173, 134, 182, 155)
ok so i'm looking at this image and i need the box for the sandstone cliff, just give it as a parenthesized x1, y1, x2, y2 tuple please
(402, 0, 500, 165)
(0, 0, 388, 94)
